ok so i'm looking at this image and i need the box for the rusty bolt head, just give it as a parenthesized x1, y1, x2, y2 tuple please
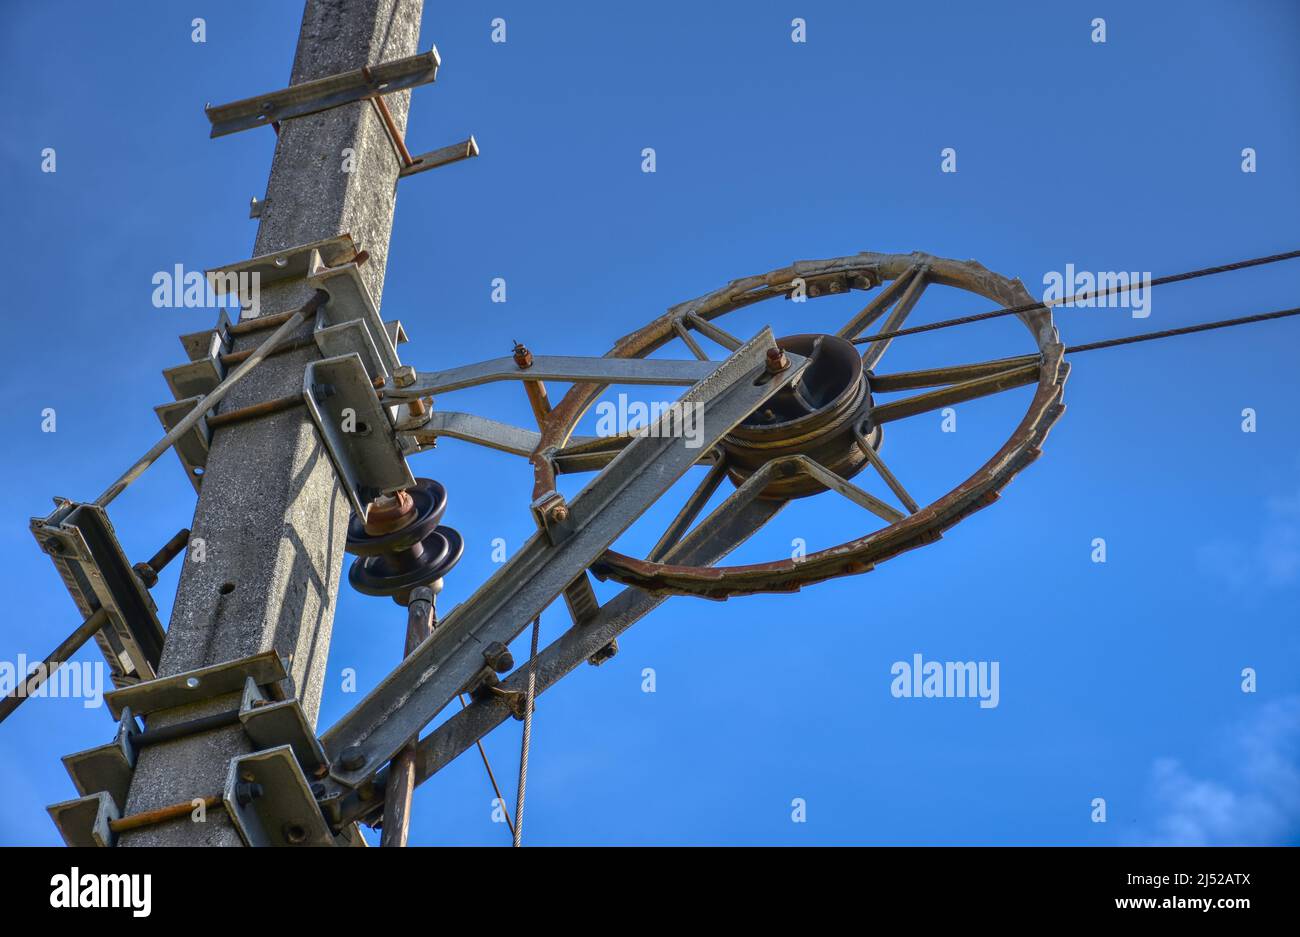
(340, 746, 367, 771)
(282, 822, 309, 845)
(550, 504, 569, 524)
(766, 347, 789, 372)
(393, 365, 416, 388)
(132, 561, 159, 589)
(483, 641, 514, 673)
(512, 342, 533, 369)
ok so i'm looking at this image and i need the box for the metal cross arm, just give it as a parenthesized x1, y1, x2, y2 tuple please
(204, 49, 441, 138)
(383, 354, 720, 400)
(319, 328, 808, 789)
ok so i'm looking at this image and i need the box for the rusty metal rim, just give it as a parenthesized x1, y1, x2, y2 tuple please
(533, 251, 1067, 598)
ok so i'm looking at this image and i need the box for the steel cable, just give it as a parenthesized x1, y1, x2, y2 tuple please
(849, 248, 1300, 346)
(512, 617, 541, 847)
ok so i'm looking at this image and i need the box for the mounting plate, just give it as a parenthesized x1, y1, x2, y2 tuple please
(303, 353, 415, 516)
(223, 745, 333, 846)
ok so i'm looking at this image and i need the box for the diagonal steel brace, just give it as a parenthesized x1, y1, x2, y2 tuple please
(319, 328, 807, 788)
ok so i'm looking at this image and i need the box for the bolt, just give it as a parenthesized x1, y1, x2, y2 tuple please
(393, 365, 416, 388)
(43, 539, 64, 555)
(282, 822, 309, 845)
(512, 342, 533, 369)
(234, 781, 264, 807)
(550, 504, 569, 524)
(340, 746, 367, 771)
(132, 561, 159, 588)
(340, 748, 367, 772)
(766, 347, 789, 373)
(483, 641, 514, 673)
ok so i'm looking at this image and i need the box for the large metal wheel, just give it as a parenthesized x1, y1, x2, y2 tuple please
(530, 250, 1069, 598)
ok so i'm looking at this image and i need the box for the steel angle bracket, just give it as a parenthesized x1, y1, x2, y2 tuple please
(223, 745, 333, 847)
(178, 309, 233, 363)
(105, 650, 288, 721)
(306, 249, 402, 382)
(163, 351, 225, 402)
(47, 791, 119, 847)
(61, 707, 141, 811)
(205, 234, 362, 310)
(388, 355, 718, 401)
(304, 354, 415, 517)
(401, 136, 480, 179)
(154, 396, 211, 491)
(205, 48, 441, 138)
(239, 678, 328, 779)
(30, 501, 164, 689)
(319, 328, 807, 789)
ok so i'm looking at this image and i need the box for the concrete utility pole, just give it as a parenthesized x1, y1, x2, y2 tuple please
(121, 0, 423, 846)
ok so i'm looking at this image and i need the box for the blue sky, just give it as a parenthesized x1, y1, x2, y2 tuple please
(1, 0, 1298, 845)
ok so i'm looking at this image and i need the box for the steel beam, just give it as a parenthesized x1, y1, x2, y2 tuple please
(385, 355, 719, 400)
(320, 330, 807, 788)
(205, 49, 440, 138)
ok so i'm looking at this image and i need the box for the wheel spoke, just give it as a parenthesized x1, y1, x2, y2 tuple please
(648, 458, 729, 561)
(869, 361, 1039, 425)
(852, 425, 920, 514)
(673, 318, 710, 361)
(869, 354, 1040, 392)
(784, 455, 906, 524)
(859, 265, 930, 371)
(686, 311, 743, 351)
(837, 265, 921, 341)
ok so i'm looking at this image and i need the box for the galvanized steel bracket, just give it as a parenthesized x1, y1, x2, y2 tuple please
(60, 707, 141, 812)
(306, 248, 402, 381)
(204, 49, 441, 138)
(104, 650, 288, 721)
(223, 745, 333, 847)
(30, 500, 164, 689)
(303, 353, 415, 516)
(46, 791, 119, 847)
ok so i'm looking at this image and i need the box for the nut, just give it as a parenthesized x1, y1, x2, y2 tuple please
(340, 746, 367, 771)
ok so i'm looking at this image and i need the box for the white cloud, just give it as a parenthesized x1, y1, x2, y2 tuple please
(1135, 697, 1300, 845)
(1197, 487, 1300, 590)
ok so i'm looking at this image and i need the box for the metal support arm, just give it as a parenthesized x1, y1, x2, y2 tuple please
(320, 329, 807, 789)
(384, 355, 720, 400)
